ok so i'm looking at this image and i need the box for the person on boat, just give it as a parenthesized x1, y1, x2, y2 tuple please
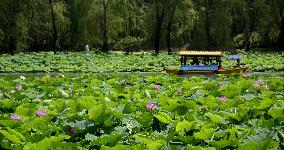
(227, 55, 245, 66)
(218, 65, 224, 70)
(191, 57, 199, 65)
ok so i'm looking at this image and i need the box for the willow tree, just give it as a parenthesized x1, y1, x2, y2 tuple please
(0, 0, 69, 53)
(274, 0, 284, 47)
(111, 0, 145, 53)
(230, 0, 284, 49)
(1, 0, 284, 53)
(164, 0, 176, 54)
(253, 0, 284, 48)
(85, 0, 114, 52)
(152, 0, 165, 54)
(80, 0, 142, 52)
(49, 0, 58, 50)
(101, 0, 111, 52)
(145, 0, 194, 54)
(0, 0, 23, 53)
(65, 0, 89, 49)
(164, 0, 194, 54)
(209, 0, 233, 49)
(191, 0, 209, 49)
(0, 0, 47, 52)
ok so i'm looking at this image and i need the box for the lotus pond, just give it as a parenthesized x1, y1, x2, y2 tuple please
(0, 74, 283, 149)
(0, 51, 283, 73)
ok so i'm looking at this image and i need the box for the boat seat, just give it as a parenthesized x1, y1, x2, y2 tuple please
(180, 65, 218, 71)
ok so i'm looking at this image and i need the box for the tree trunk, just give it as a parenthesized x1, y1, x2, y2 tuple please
(154, 5, 165, 55)
(8, 33, 16, 54)
(125, 16, 132, 55)
(8, 22, 17, 54)
(244, 0, 252, 51)
(102, 0, 109, 52)
(7, 1, 19, 54)
(166, 6, 176, 55)
(49, 0, 57, 50)
(205, 0, 212, 50)
(278, 7, 284, 48)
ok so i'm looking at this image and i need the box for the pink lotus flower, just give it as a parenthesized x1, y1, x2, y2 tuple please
(146, 102, 157, 110)
(219, 96, 227, 102)
(253, 82, 261, 89)
(264, 84, 269, 91)
(154, 84, 161, 90)
(36, 110, 48, 117)
(10, 114, 21, 121)
(16, 85, 23, 91)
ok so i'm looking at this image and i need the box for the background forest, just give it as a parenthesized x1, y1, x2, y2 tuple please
(1, 0, 284, 54)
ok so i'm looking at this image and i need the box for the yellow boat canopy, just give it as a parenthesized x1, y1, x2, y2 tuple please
(179, 51, 223, 57)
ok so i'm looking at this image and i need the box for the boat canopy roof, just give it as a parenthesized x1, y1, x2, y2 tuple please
(179, 51, 223, 57)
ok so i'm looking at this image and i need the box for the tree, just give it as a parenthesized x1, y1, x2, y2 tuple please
(0, 0, 69, 53)
(153, 0, 165, 55)
(111, 0, 145, 53)
(205, 0, 213, 49)
(49, 0, 58, 50)
(243, 0, 252, 50)
(0, 0, 22, 53)
(84, 0, 114, 52)
(1, 0, 284, 52)
(164, 0, 177, 54)
(164, 0, 194, 54)
(101, 0, 111, 52)
(209, 0, 233, 49)
(191, 0, 210, 49)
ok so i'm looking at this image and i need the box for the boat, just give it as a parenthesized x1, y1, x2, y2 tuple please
(165, 51, 248, 75)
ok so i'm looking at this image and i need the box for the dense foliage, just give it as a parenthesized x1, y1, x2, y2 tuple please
(0, 51, 283, 73)
(1, 0, 284, 53)
(1, 1, 283, 149)
(0, 75, 283, 149)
